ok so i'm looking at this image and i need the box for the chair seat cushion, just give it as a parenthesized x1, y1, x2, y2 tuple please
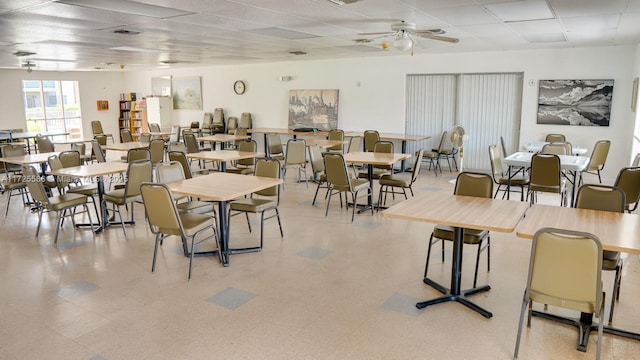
(332, 178, 369, 192)
(530, 179, 566, 193)
(433, 225, 488, 244)
(157, 212, 213, 237)
(226, 167, 254, 175)
(423, 151, 439, 159)
(358, 168, 391, 180)
(104, 189, 140, 205)
(230, 198, 277, 212)
(49, 193, 87, 210)
(1, 176, 26, 189)
(67, 183, 98, 195)
(379, 173, 411, 187)
(498, 176, 529, 186)
(530, 290, 595, 314)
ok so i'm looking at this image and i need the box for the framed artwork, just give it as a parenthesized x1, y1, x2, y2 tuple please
(537, 79, 613, 126)
(288, 89, 339, 130)
(97, 100, 109, 110)
(172, 76, 202, 110)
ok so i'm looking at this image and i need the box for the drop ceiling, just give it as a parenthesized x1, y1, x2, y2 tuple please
(0, 0, 639, 71)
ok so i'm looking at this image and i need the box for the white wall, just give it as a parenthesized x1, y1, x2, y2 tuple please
(0, 45, 635, 182)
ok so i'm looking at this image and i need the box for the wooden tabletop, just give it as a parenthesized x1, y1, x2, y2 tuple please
(247, 127, 330, 137)
(516, 204, 640, 254)
(103, 142, 148, 151)
(343, 151, 410, 166)
(344, 132, 431, 142)
(197, 134, 250, 142)
(186, 150, 265, 162)
(48, 161, 129, 177)
(52, 137, 95, 144)
(2, 152, 58, 165)
(382, 192, 529, 233)
(168, 172, 282, 202)
(305, 139, 348, 149)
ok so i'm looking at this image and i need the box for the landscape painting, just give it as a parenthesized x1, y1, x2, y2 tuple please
(288, 89, 339, 130)
(537, 79, 613, 126)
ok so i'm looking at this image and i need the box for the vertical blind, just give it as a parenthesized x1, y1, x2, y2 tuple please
(405, 73, 523, 171)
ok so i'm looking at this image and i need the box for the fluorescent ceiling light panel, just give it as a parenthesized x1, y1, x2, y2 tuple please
(523, 32, 567, 43)
(249, 27, 319, 39)
(58, 0, 193, 19)
(485, 0, 554, 22)
(110, 46, 165, 53)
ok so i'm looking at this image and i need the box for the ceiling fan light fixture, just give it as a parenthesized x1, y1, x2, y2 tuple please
(394, 33, 412, 51)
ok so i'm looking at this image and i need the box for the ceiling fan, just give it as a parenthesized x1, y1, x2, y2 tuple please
(356, 21, 459, 54)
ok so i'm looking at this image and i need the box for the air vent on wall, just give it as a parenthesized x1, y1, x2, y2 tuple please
(289, 51, 307, 55)
(114, 29, 140, 35)
(14, 51, 36, 57)
(161, 60, 179, 64)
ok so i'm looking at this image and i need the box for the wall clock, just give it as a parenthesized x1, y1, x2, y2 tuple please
(234, 80, 246, 95)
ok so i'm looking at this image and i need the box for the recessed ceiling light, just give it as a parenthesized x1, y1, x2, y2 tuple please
(289, 51, 308, 56)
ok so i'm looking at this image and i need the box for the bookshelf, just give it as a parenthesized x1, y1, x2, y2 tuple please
(119, 93, 148, 141)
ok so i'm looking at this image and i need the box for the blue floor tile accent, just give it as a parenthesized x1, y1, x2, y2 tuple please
(381, 292, 423, 317)
(297, 247, 334, 260)
(207, 287, 256, 310)
(53, 280, 99, 301)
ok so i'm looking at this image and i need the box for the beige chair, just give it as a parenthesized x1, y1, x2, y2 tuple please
(93, 134, 107, 146)
(527, 153, 566, 206)
(120, 129, 134, 143)
(422, 131, 447, 175)
(226, 116, 238, 135)
(104, 160, 152, 237)
(35, 135, 55, 153)
(183, 133, 203, 168)
(70, 142, 87, 163)
(1, 144, 30, 217)
(126, 148, 151, 163)
(346, 135, 362, 177)
(514, 228, 604, 360)
(148, 122, 161, 133)
(327, 129, 344, 153)
(266, 133, 285, 161)
(149, 138, 165, 167)
(424, 172, 493, 288)
(91, 120, 114, 144)
(434, 132, 457, 172)
(22, 165, 95, 246)
(228, 159, 283, 249)
(580, 140, 610, 184)
(500, 136, 509, 158)
(378, 149, 424, 207)
(156, 161, 215, 215)
(324, 153, 372, 222)
(544, 133, 566, 142)
(363, 130, 380, 152)
(226, 139, 257, 175)
(541, 142, 571, 155)
(283, 138, 307, 188)
(308, 145, 329, 206)
(632, 153, 640, 167)
(239, 112, 252, 130)
(140, 182, 220, 280)
(488, 145, 528, 201)
(614, 167, 640, 213)
(229, 128, 247, 150)
(575, 184, 625, 325)
(138, 133, 151, 144)
(358, 141, 394, 180)
(48, 153, 100, 221)
(91, 140, 106, 163)
(168, 150, 209, 179)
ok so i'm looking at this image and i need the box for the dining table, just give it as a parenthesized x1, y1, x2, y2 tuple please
(344, 132, 431, 172)
(248, 128, 331, 153)
(167, 172, 283, 266)
(197, 134, 250, 150)
(303, 138, 348, 149)
(2, 151, 59, 175)
(503, 151, 589, 206)
(382, 191, 529, 318)
(186, 150, 265, 172)
(522, 141, 588, 155)
(516, 204, 640, 352)
(0, 130, 69, 154)
(103, 142, 149, 152)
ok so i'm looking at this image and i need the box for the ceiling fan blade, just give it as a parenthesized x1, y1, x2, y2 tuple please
(358, 31, 395, 36)
(416, 33, 460, 43)
(414, 29, 445, 35)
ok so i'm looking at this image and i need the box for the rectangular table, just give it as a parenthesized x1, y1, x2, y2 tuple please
(103, 142, 149, 152)
(48, 162, 129, 232)
(0, 131, 69, 154)
(197, 134, 250, 150)
(383, 192, 529, 318)
(2, 151, 59, 175)
(168, 172, 283, 266)
(343, 152, 410, 212)
(516, 204, 640, 351)
(503, 151, 589, 205)
(304, 138, 348, 149)
(187, 150, 265, 172)
(344, 132, 430, 172)
(248, 128, 331, 153)
(522, 141, 588, 155)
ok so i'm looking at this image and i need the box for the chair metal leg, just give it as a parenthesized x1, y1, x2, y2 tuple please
(54, 211, 63, 246)
(609, 261, 623, 325)
(152, 233, 161, 272)
(514, 292, 529, 359)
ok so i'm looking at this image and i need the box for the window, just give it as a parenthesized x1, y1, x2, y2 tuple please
(21, 80, 83, 138)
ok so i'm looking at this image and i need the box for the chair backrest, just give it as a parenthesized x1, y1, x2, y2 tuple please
(140, 182, 183, 237)
(91, 121, 104, 135)
(94, 134, 107, 146)
(324, 153, 352, 190)
(169, 125, 180, 143)
(124, 160, 152, 198)
(373, 141, 393, 153)
(227, 116, 238, 134)
(254, 159, 280, 198)
(587, 140, 611, 172)
(148, 123, 161, 132)
(488, 145, 504, 181)
(2, 144, 26, 173)
(22, 165, 50, 206)
(35, 135, 54, 153)
(266, 133, 284, 157)
(48, 155, 70, 189)
(120, 129, 133, 143)
(127, 148, 151, 163)
(168, 150, 193, 179)
(575, 184, 625, 213)
(347, 136, 362, 153)
(236, 139, 257, 167)
(168, 142, 186, 153)
(139, 133, 151, 143)
(500, 136, 509, 158)
(545, 134, 566, 142)
(308, 145, 325, 175)
(71, 142, 86, 156)
(614, 167, 640, 211)
(363, 130, 380, 152)
(213, 108, 224, 125)
(190, 121, 200, 130)
(530, 153, 562, 189)
(183, 133, 200, 154)
(527, 228, 603, 314)
(203, 112, 213, 126)
(454, 172, 493, 198)
(632, 153, 640, 167)
(541, 142, 570, 155)
(328, 129, 344, 152)
(239, 112, 252, 129)
(149, 139, 165, 165)
(234, 128, 248, 147)
(59, 150, 82, 168)
(436, 131, 448, 153)
(411, 149, 425, 183)
(91, 140, 106, 163)
(156, 161, 186, 184)
(285, 139, 306, 165)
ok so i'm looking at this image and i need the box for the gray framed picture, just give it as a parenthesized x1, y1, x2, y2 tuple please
(288, 89, 339, 130)
(537, 79, 613, 126)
